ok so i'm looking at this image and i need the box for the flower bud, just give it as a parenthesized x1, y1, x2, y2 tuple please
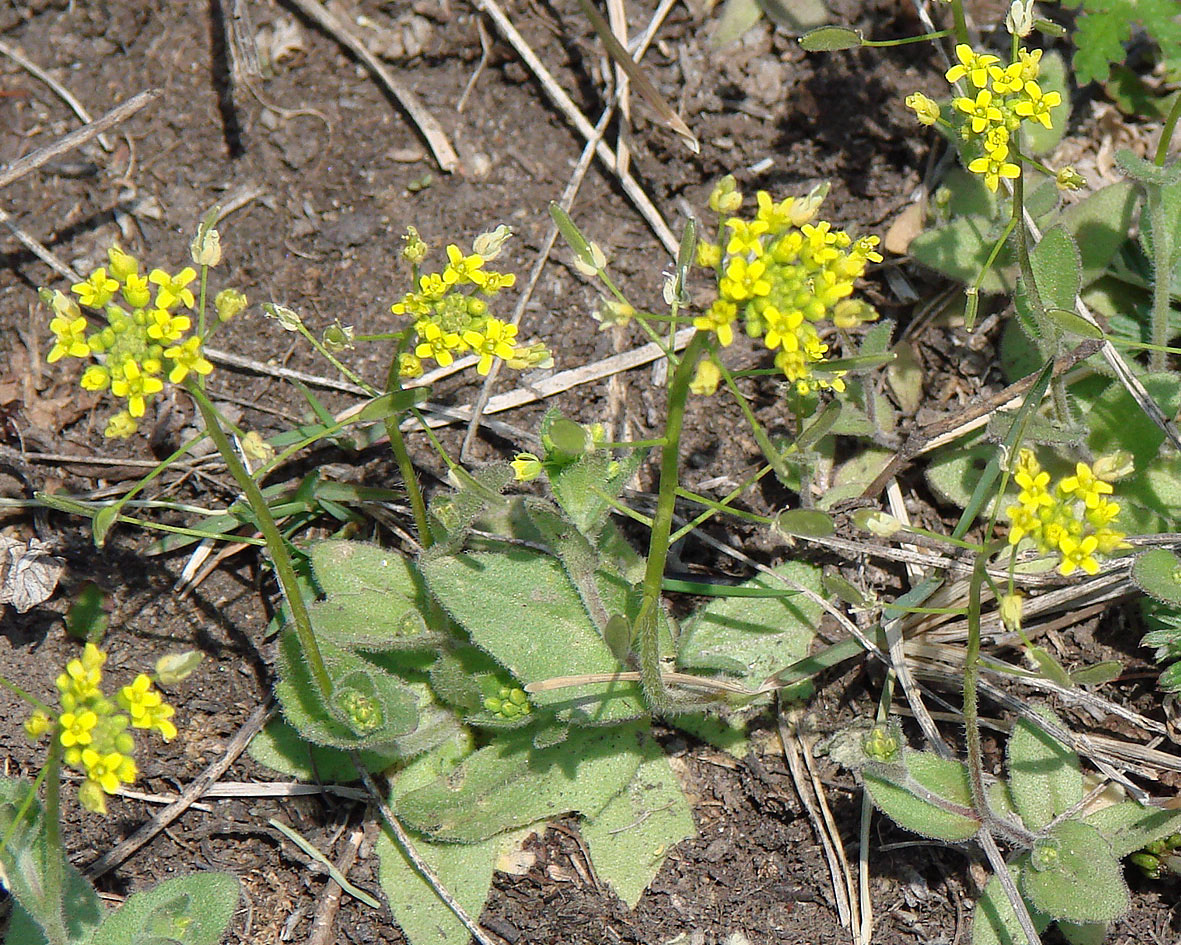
(511, 452, 543, 482)
(107, 245, 140, 281)
(215, 288, 247, 322)
(241, 431, 275, 462)
(708, 175, 743, 214)
(593, 299, 635, 331)
(155, 651, 205, 686)
(323, 321, 355, 351)
(1055, 166, 1086, 191)
(789, 182, 830, 227)
(690, 358, 721, 396)
(1005, 0, 1035, 37)
(401, 226, 428, 264)
(572, 241, 607, 278)
(851, 508, 902, 537)
(999, 592, 1024, 633)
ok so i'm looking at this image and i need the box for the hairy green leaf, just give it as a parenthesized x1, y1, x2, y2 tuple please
(1007, 706, 1082, 831)
(863, 750, 980, 842)
(1020, 821, 1128, 923)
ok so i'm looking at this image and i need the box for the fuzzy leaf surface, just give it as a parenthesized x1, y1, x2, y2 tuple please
(81, 873, 239, 945)
(864, 750, 980, 842)
(1083, 799, 1181, 858)
(1007, 706, 1082, 831)
(971, 863, 1050, 945)
(677, 560, 821, 687)
(1020, 820, 1128, 923)
(1131, 548, 1181, 605)
(580, 735, 695, 906)
(422, 549, 647, 723)
(397, 723, 646, 842)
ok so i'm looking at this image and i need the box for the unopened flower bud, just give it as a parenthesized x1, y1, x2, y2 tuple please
(708, 175, 743, 214)
(215, 288, 247, 322)
(1056, 166, 1086, 191)
(851, 508, 902, 537)
(155, 651, 204, 686)
(572, 241, 607, 278)
(789, 182, 830, 226)
(401, 226, 428, 264)
(999, 592, 1024, 633)
(511, 453, 543, 482)
(241, 431, 275, 462)
(690, 358, 721, 396)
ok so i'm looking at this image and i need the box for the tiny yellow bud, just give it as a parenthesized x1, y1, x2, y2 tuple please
(999, 592, 1024, 633)
(708, 175, 743, 215)
(401, 226, 428, 264)
(215, 288, 247, 321)
(511, 453, 543, 481)
(1055, 166, 1086, 191)
(689, 358, 721, 396)
(1091, 452, 1133, 481)
(241, 431, 275, 462)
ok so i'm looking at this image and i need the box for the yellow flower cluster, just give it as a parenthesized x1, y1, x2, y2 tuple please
(906, 44, 1061, 192)
(42, 246, 244, 438)
(24, 643, 177, 815)
(391, 235, 551, 378)
(696, 182, 881, 396)
(1004, 449, 1130, 576)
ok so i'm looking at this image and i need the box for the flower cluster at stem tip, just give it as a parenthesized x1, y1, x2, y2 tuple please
(24, 643, 178, 815)
(42, 243, 245, 438)
(1004, 449, 1131, 576)
(693, 178, 881, 396)
(391, 226, 551, 379)
(905, 41, 1068, 192)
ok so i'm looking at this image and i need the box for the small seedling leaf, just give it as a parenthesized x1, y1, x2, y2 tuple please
(1007, 706, 1082, 831)
(798, 26, 863, 50)
(1069, 660, 1123, 686)
(1131, 548, 1181, 605)
(863, 750, 980, 842)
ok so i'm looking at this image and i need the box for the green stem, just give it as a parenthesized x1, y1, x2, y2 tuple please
(947, 0, 969, 45)
(384, 358, 433, 547)
(1146, 180, 1172, 372)
(862, 28, 951, 46)
(1155, 92, 1181, 167)
(187, 382, 334, 701)
(634, 330, 710, 714)
(42, 736, 66, 945)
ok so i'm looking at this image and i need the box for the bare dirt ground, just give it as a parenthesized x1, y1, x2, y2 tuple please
(1, 1, 1178, 943)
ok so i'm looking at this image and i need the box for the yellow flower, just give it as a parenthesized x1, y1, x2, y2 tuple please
(24, 711, 52, 740)
(1056, 166, 1086, 191)
(442, 244, 488, 286)
(1058, 461, 1113, 509)
(481, 271, 517, 293)
(72, 268, 119, 308)
(121, 273, 151, 308)
(59, 710, 98, 748)
(48, 314, 91, 363)
(111, 359, 164, 417)
(215, 288, 248, 321)
(988, 61, 1026, 94)
(690, 358, 722, 396)
(946, 44, 1000, 88)
(763, 306, 805, 352)
(905, 92, 941, 126)
(723, 217, 769, 256)
(146, 308, 191, 343)
(107, 245, 139, 282)
(1058, 534, 1100, 576)
(398, 352, 424, 378)
(164, 336, 213, 384)
(81, 748, 131, 794)
(718, 256, 771, 301)
(755, 191, 796, 231)
(148, 267, 197, 309)
(708, 175, 743, 214)
(968, 145, 1021, 192)
(1017, 47, 1042, 82)
(511, 452, 543, 481)
(692, 299, 738, 346)
(414, 321, 462, 367)
(955, 89, 1004, 134)
(695, 241, 722, 268)
(1014, 81, 1061, 130)
(80, 365, 110, 391)
(462, 318, 519, 375)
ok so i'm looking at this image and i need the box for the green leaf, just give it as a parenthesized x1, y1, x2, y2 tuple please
(910, 215, 1014, 294)
(397, 724, 645, 842)
(677, 560, 821, 687)
(925, 443, 994, 510)
(92, 503, 119, 547)
(1069, 2, 1132, 84)
(773, 508, 835, 538)
(1028, 225, 1082, 317)
(1020, 821, 1128, 923)
(863, 750, 981, 842)
(1131, 548, 1181, 605)
(1059, 921, 1109, 945)
(0, 779, 104, 945)
(1085, 372, 1181, 470)
(422, 548, 647, 723)
(971, 863, 1051, 945)
(798, 26, 862, 50)
(549, 448, 644, 536)
(1084, 798, 1181, 858)
(354, 388, 427, 423)
(1059, 181, 1137, 285)
(710, 0, 763, 46)
(1006, 706, 1082, 831)
(274, 629, 422, 749)
(81, 873, 239, 945)
(580, 735, 695, 906)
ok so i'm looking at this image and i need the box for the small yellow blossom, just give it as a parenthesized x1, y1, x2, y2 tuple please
(443, 244, 488, 286)
(1013, 81, 1061, 129)
(690, 358, 722, 396)
(164, 336, 213, 384)
(946, 44, 1000, 88)
(414, 321, 463, 367)
(693, 299, 738, 346)
(105, 411, 138, 439)
(696, 241, 722, 268)
(48, 315, 91, 363)
(462, 318, 519, 375)
(968, 146, 1021, 192)
(111, 359, 164, 417)
(149, 267, 198, 309)
(955, 89, 1004, 134)
(72, 268, 119, 308)
(1055, 166, 1086, 191)
(146, 308, 191, 343)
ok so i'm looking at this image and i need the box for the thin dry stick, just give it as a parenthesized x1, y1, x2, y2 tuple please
(306, 824, 366, 945)
(777, 703, 853, 931)
(0, 88, 161, 191)
(85, 699, 274, 879)
(473, 0, 677, 253)
(0, 38, 115, 152)
(0, 206, 78, 280)
(605, 0, 632, 177)
(352, 755, 497, 945)
(282, 0, 459, 174)
(459, 0, 680, 459)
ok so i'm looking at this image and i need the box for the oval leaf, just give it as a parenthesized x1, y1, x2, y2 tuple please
(799, 26, 862, 50)
(1132, 548, 1181, 605)
(774, 508, 835, 538)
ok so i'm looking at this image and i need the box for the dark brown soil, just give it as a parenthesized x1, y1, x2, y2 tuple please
(1, 1, 1178, 944)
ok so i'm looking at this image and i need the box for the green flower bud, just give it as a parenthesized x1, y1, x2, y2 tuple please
(215, 288, 247, 322)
